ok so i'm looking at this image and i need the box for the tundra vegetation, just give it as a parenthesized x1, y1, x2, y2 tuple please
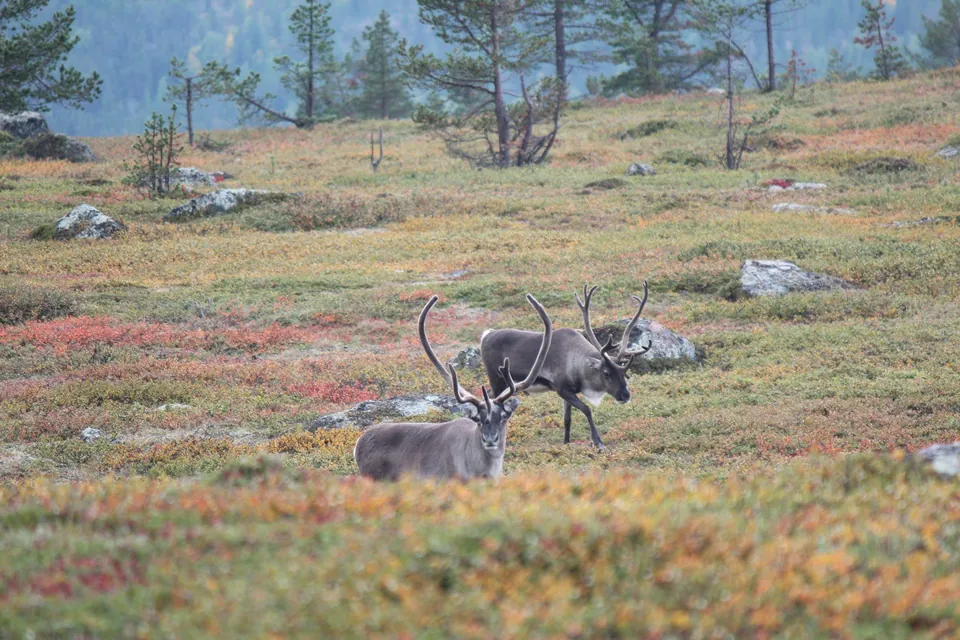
(2, 68, 960, 634)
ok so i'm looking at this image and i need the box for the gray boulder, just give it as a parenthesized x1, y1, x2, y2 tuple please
(740, 260, 857, 297)
(772, 203, 854, 215)
(936, 146, 959, 160)
(626, 163, 657, 177)
(886, 216, 960, 229)
(81, 427, 102, 443)
(767, 182, 827, 192)
(22, 132, 96, 163)
(706, 87, 725, 95)
(591, 319, 698, 372)
(53, 204, 126, 240)
(918, 443, 960, 477)
(0, 111, 49, 139)
(165, 188, 286, 221)
(309, 394, 477, 431)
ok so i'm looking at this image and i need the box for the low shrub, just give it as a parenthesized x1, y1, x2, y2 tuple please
(0, 284, 77, 325)
(656, 149, 712, 167)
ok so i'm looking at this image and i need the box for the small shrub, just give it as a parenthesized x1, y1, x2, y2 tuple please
(0, 131, 24, 158)
(618, 119, 677, 140)
(124, 106, 183, 197)
(656, 149, 712, 167)
(29, 224, 56, 241)
(846, 156, 921, 176)
(22, 133, 69, 160)
(0, 284, 77, 325)
(583, 177, 627, 190)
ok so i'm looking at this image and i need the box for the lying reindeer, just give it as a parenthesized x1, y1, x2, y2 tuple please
(354, 293, 552, 481)
(480, 282, 651, 450)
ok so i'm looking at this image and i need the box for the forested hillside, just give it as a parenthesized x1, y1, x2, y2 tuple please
(46, 0, 945, 136)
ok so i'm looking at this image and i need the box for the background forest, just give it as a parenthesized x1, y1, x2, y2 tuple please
(44, 0, 948, 136)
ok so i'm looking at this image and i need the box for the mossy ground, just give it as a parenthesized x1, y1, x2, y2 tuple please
(2, 69, 960, 635)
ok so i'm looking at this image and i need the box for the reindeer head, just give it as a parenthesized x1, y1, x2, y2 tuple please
(577, 281, 653, 403)
(419, 293, 553, 454)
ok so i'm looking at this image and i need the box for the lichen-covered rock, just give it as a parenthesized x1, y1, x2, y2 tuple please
(0, 111, 49, 139)
(767, 182, 827, 192)
(81, 427, 102, 443)
(626, 163, 657, 176)
(53, 204, 126, 240)
(772, 203, 854, 215)
(173, 167, 217, 186)
(592, 319, 698, 372)
(918, 443, 960, 477)
(936, 146, 959, 160)
(886, 216, 960, 229)
(451, 347, 482, 370)
(740, 260, 857, 297)
(164, 188, 288, 221)
(309, 394, 477, 431)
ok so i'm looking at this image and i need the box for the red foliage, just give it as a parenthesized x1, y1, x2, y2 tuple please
(286, 380, 378, 404)
(763, 178, 795, 189)
(0, 316, 315, 355)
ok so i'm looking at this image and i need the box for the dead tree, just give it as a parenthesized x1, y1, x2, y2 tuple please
(370, 127, 384, 172)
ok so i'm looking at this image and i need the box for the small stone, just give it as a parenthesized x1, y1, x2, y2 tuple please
(626, 163, 657, 176)
(154, 403, 192, 412)
(740, 260, 857, 297)
(772, 203, 854, 215)
(936, 146, 959, 160)
(81, 427, 102, 443)
(53, 204, 126, 240)
(706, 87, 725, 95)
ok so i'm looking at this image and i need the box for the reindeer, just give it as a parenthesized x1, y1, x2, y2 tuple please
(480, 283, 651, 450)
(354, 294, 552, 481)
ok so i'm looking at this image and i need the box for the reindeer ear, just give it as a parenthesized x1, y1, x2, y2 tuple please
(587, 358, 602, 371)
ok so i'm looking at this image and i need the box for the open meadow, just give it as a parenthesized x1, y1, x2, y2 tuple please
(2, 69, 960, 636)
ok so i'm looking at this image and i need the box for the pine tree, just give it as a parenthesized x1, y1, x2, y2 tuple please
(0, 1, 102, 113)
(399, 1, 550, 168)
(357, 11, 412, 120)
(164, 57, 215, 146)
(854, 0, 910, 81)
(920, 0, 960, 68)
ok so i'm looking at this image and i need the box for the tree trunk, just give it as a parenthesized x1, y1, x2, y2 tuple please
(186, 77, 194, 146)
(726, 39, 735, 170)
(491, 6, 511, 168)
(877, 21, 889, 79)
(765, 0, 776, 91)
(306, 4, 315, 121)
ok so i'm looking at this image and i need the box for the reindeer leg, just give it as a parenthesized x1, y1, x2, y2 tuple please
(559, 390, 604, 450)
(563, 400, 573, 444)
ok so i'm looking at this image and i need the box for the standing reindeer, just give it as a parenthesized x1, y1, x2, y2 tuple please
(480, 283, 651, 450)
(354, 294, 552, 481)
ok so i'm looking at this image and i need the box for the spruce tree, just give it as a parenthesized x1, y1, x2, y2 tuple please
(357, 11, 412, 120)
(275, 0, 336, 123)
(165, 57, 215, 146)
(0, 1, 101, 113)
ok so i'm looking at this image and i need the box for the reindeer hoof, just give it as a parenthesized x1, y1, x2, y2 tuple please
(595, 442, 606, 452)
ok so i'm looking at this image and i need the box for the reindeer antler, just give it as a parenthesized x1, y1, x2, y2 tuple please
(494, 294, 553, 403)
(575, 284, 604, 352)
(613, 280, 652, 369)
(419, 296, 485, 414)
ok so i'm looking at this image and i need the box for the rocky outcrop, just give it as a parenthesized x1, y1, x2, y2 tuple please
(772, 203, 855, 215)
(164, 188, 289, 221)
(918, 443, 960, 477)
(740, 260, 857, 297)
(766, 182, 828, 192)
(309, 394, 477, 431)
(886, 216, 960, 229)
(81, 427, 102, 443)
(53, 204, 126, 240)
(0, 111, 49, 139)
(626, 163, 657, 176)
